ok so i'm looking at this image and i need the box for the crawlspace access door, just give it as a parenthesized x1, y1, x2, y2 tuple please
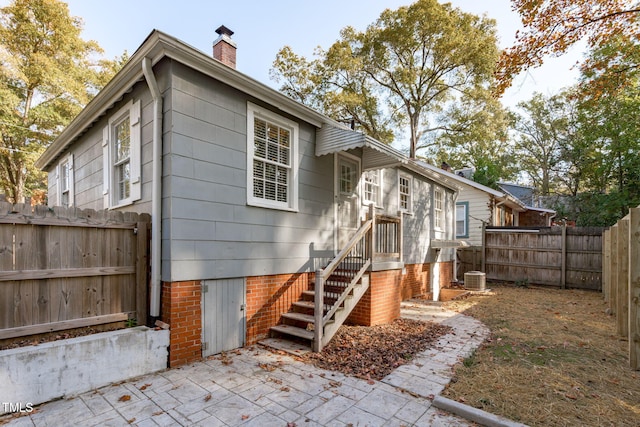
(202, 278, 246, 357)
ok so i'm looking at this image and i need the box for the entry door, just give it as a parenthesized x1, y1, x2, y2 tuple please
(336, 156, 361, 249)
(202, 278, 246, 357)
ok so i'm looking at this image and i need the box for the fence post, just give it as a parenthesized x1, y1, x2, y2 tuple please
(313, 269, 324, 352)
(628, 207, 640, 370)
(618, 216, 630, 337)
(605, 229, 609, 296)
(561, 225, 567, 289)
(136, 219, 149, 326)
(610, 225, 619, 315)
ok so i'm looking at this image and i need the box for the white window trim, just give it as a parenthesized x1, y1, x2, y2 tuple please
(102, 99, 141, 209)
(363, 169, 383, 207)
(456, 202, 468, 238)
(434, 188, 444, 230)
(398, 173, 412, 213)
(56, 153, 74, 207)
(246, 102, 299, 212)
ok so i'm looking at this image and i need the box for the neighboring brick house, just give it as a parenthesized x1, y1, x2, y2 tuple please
(36, 27, 461, 366)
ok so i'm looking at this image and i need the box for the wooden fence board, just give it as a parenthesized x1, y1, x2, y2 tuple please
(629, 208, 640, 370)
(605, 229, 609, 297)
(0, 203, 150, 339)
(618, 217, 629, 337)
(460, 226, 605, 289)
(611, 225, 619, 314)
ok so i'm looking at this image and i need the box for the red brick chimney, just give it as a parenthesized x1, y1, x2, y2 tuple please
(213, 25, 236, 69)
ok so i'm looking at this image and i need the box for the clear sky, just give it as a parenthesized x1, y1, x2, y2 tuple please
(42, 0, 584, 109)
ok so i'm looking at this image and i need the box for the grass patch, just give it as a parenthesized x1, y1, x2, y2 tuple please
(442, 283, 640, 427)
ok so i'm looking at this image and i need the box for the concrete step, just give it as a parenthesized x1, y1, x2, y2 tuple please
(258, 338, 311, 356)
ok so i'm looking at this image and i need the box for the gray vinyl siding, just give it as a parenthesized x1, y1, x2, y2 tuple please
(45, 78, 159, 215)
(163, 61, 334, 282)
(46, 55, 455, 284)
(375, 168, 455, 265)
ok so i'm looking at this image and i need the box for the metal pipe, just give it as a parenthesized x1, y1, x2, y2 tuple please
(142, 57, 163, 319)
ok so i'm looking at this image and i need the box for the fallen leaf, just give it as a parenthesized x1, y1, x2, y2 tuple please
(241, 414, 250, 420)
(138, 383, 152, 391)
(118, 395, 131, 402)
(204, 393, 212, 402)
(280, 386, 290, 392)
(127, 418, 136, 424)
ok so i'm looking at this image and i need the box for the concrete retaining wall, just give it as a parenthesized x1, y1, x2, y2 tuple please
(0, 326, 169, 414)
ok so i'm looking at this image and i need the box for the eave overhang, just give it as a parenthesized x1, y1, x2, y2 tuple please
(36, 30, 328, 171)
(316, 124, 407, 171)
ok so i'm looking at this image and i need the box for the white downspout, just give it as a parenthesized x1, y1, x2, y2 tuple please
(142, 57, 163, 319)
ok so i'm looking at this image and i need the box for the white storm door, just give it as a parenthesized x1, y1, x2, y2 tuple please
(336, 156, 361, 249)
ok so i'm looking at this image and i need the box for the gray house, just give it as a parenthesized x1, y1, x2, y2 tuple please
(36, 27, 460, 366)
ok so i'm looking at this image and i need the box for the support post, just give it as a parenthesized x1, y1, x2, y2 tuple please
(561, 224, 567, 289)
(611, 225, 619, 315)
(481, 222, 486, 273)
(603, 229, 611, 299)
(369, 204, 376, 260)
(618, 216, 630, 337)
(313, 269, 324, 352)
(397, 210, 403, 263)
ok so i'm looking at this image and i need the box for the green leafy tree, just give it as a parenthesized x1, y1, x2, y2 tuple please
(512, 92, 572, 196)
(432, 87, 516, 185)
(496, 0, 640, 95)
(271, 0, 501, 158)
(550, 36, 640, 225)
(0, 0, 124, 203)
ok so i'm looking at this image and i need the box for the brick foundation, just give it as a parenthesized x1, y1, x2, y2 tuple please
(400, 263, 430, 299)
(438, 261, 454, 289)
(347, 261, 454, 326)
(161, 281, 202, 367)
(245, 272, 312, 345)
(159, 261, 454, 365)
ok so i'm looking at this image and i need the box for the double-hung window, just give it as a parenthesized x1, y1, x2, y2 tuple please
(57, 153, 74, 207)
(247, 103, 299, 211)
(363, 170, 382, 206)
(103, 100, 141, 208)
(456, 202, 469, 238)
(399, 174, 412, 212)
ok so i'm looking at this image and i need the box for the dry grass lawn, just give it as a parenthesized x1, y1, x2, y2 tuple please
(441, 283, 640, 427)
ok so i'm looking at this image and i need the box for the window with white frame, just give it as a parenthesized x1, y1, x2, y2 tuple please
(363, 170, 382, 206)
(247, 102, 299, 211)
(399, 174, 412, 212)
(456, 202, 468, 238)
(103, 100, 141, 208)
(57, 153, 74, 207)
(434, 188, 444, 229)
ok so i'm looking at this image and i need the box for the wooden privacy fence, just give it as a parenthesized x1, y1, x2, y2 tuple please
(602, 208, 640, 370)
(0, 202, 150, 341)
(458, 226, 604, 290)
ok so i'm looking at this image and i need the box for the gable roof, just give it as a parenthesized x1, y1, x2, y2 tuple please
(36, 29, 463, 193)
(37, 30, 330, 170)
(499, 183, 556, 214)
(416, 161, 526, 210)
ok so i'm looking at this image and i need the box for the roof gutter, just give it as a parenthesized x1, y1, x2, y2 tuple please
(142, 57, 163, 320)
